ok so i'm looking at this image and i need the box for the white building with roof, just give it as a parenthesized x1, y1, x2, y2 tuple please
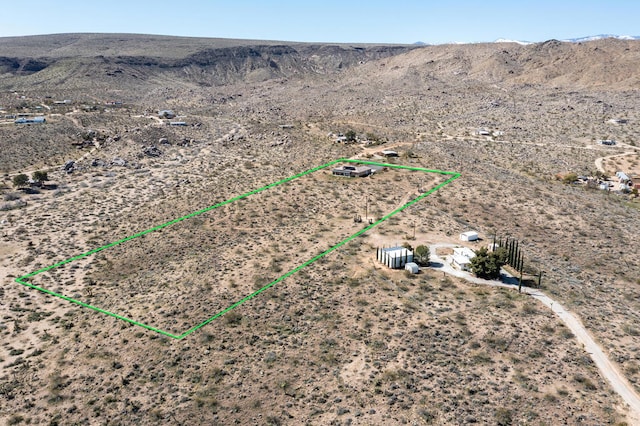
(405, 262, 419, 274)
(451, 247, 476, 271)
(377, 246, 413, 269)
(460, 231, 479, 241)
(616, 171, 630, 182)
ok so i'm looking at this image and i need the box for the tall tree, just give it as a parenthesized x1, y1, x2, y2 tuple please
(470, 247, 507, 280)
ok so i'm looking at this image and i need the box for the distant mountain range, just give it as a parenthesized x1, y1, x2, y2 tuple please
(415, 34, 640, 46)
(495, 34, 640, 45)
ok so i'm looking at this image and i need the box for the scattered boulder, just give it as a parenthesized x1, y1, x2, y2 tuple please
(177, 138, 194, 146)
(159, 137, 170, 145)
(143, 145, 162, 157)
(80, 129, 97, 140)
(63, 160, 76, 173)
(111, 157, 127, 167)
(91, 158, 106, 167)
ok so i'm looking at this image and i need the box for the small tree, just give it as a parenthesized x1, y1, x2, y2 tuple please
(12, 174, 29, 188)
(345, 129, 357, 142)
(414, 245, 430, 266)
(32, 170, 48, 186)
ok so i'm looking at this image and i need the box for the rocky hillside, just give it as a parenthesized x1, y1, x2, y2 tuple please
(1, 34, 639, 94)
(0, 33, 415, 89)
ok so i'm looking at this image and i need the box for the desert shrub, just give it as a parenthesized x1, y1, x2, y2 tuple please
(495, 407, 513, 425)
(224, 310, 242, 326)
(622, 323, 640, 336)
(7, 415, 24, 425)
(562, 173, 578, 184)
(418, 409, 435, 422)
(574, 374, 597, 390)
(266, 416, 282, 426)
(521, 302, 538, 315)
(4, 192, 20, 201)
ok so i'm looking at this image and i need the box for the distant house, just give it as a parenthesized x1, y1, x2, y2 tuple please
(381, 150, 398, 157)
(598, 139, 616, 146)
(476, 128, 491, 136)
(451, 247, 476, 271)
(616, 171, 630, 183)
(607, 118, 628, 125)
(15, 116, 46, 124)
(159, 110, 176, 119)
(460, 231, 479, 242)
(169, 121, 187, 126)
(377, 246, 414, 269)
(332, 165, 372, 178)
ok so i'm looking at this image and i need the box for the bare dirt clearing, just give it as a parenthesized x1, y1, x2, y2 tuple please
(23, 165, 449, 335)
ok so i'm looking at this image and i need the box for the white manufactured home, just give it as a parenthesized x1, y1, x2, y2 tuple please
(451, 247, 476, 271)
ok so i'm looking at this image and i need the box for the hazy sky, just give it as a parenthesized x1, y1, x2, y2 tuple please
(0, 0, 637, 44)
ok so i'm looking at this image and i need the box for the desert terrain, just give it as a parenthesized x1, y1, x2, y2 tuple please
(1, 33, 639, 425)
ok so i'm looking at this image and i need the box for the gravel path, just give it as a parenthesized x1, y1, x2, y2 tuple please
(429, 243, 640, 423)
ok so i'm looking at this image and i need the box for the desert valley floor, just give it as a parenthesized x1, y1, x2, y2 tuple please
(1, 34, 640, 425)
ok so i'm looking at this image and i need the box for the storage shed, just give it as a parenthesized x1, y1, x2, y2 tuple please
(460, 231, 479, 241)
(405, 262, 419, 274)
(377, 246, 413, 269)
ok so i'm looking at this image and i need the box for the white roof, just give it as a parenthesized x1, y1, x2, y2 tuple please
(381, 247, 413, 258)
(460, 231, 478, 239)
(616, 171, 630, 180)
(453, 247, 476, 259)
(453, 254, 472, 266)
(405, 262, 419, 272)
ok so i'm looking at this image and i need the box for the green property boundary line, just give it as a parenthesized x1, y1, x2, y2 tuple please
(15, 158, 460, 339)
